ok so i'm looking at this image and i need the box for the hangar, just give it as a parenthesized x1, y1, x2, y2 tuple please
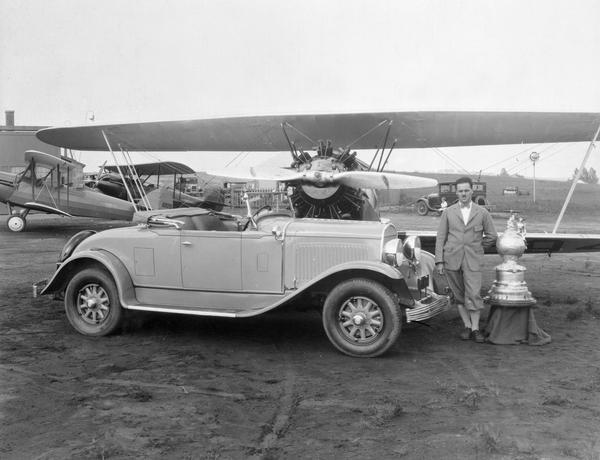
(0, 110, 60, 174)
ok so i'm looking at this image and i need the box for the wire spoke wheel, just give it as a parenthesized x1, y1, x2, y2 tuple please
(323, 278, 401, 358)
(64, 267, 122, 336)
(338, 296, 384, 344)
(76, 283, 111, 325)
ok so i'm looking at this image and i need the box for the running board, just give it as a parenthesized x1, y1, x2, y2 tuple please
(123, 303, 264, 318)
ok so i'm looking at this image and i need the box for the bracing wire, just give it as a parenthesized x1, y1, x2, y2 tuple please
(480, 143, 545, 173)
(430, 147, 472, 175)
(505, 143, 576, 176)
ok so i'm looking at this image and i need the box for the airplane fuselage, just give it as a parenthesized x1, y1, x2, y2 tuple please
(0, 170, 134, 221)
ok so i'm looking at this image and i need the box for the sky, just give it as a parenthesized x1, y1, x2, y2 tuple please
(1, 0, 600, 179)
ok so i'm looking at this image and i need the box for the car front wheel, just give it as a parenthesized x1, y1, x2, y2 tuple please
(64, 267, 123, 336)
(322, 278, 401, 358)
(416, 201, 429, 216)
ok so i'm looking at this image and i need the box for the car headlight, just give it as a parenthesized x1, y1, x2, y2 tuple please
(383, 236, 422, 267)
(383, 238, 402, 266)
(402, 235, 421, 265)
(59, 230, 96, 263)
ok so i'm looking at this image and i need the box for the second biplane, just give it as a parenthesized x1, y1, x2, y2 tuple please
(0, 150, 135, 232)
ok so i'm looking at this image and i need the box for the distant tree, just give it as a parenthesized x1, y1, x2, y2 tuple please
(571, 168, 579, 181)
(570, 167, 598, 184)
(499, 168, 509, 176)
(587, 167, 598, 184)
(571, 167, 586, 182)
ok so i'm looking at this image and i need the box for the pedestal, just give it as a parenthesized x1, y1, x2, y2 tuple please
(485, 214, 551, 345)
(485, 304, 551, 345)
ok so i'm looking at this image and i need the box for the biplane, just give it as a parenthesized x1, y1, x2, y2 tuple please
(0, 150, 135, 232)
(90, 161, 224, 210)
(34, 110, 600, 253)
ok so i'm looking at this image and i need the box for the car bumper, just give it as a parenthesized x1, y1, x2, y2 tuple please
(32, 279, 48, 298)
(405, 292, 450, 323)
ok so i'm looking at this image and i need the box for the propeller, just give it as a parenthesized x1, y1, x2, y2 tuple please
(206, 167, 437, 190)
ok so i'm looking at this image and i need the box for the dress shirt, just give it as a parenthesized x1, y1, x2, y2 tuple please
(460, 201, 472, 225)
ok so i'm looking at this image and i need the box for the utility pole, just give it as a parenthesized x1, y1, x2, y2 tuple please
(529, 152, 540, 203)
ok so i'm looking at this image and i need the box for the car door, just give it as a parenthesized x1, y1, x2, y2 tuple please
(180, 229, 242, 290)
(130, 227, 182, 289)
(241, 231, 283, 293)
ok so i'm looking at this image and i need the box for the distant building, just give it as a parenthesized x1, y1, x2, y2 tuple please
(0, 110, 60, 173)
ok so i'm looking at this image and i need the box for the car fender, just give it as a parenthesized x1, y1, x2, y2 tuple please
(282, 260, 415, 307)
(40, 249, 136, 306)
(310, 259, 403, 281)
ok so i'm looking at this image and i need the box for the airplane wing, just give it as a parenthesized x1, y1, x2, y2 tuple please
(401, 231, 600, 255)
(25, 150, 85, 169)
(103, 161, 195, 176)
(36, 111, 600, 152)
(23, 202, 73, 217)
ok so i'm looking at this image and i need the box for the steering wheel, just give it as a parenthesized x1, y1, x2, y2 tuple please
(243, 205, 272, 230)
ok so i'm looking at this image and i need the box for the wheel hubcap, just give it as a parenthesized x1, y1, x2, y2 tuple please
(338, 296, 383, 344)
(8, 216, 24, 232)
(77, 283, 110, 325)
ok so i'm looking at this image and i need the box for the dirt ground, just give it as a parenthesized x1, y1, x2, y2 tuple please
(1, 211, 600, 459)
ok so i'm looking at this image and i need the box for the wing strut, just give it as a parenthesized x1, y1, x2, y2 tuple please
(102, 130, 139, 211)
(101, 131, 153, 211)
(553, 122, 600, 233)
(121, 147, 152, 210)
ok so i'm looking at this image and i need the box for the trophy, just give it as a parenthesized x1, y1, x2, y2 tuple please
(487, 214, 536, 306)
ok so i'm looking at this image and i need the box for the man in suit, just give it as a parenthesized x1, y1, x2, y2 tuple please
(435, 177, 497, 343)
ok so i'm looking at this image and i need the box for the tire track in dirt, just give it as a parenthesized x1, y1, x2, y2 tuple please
(250, 367, 298, 459)
(247, 334, 303, 458)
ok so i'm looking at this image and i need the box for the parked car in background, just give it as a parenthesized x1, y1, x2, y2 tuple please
(502, 185, 530, 196)
(416, 181, 491, 216)
(33, 205, 449, 358)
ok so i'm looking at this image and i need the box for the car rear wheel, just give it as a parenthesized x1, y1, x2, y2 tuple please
(475, 195, 488, 206)
(64, 267, 122, 336)
(416, 201, 429, 216)
(322, 278, 401, 358)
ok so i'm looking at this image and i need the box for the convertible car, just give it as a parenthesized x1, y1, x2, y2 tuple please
(33, 207, 450, 357)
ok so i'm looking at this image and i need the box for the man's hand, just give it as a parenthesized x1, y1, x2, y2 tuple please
(436, 262, 445, 275)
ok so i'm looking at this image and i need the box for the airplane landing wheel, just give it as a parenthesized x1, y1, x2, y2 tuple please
(7, 215, 26, 232)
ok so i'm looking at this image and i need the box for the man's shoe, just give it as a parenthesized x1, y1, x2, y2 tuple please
(471, 330, 485, 343)
(459, 327, 472, 340)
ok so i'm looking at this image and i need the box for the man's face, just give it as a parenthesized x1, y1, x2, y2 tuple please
(456, 182, 473, 206)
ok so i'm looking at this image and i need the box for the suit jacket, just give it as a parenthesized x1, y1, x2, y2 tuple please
(434, 202, 497, 271)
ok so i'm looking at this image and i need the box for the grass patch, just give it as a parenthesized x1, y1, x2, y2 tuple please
(542, 394, 572, 407)
(365, 398, 404, 426)
(460, 388, 482, 410)
(470, 423, 504, 454)
(126, 386, 153, 402)
(566, 307, 584, 321)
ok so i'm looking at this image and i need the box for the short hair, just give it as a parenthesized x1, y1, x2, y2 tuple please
(455, 176, 473, 189)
